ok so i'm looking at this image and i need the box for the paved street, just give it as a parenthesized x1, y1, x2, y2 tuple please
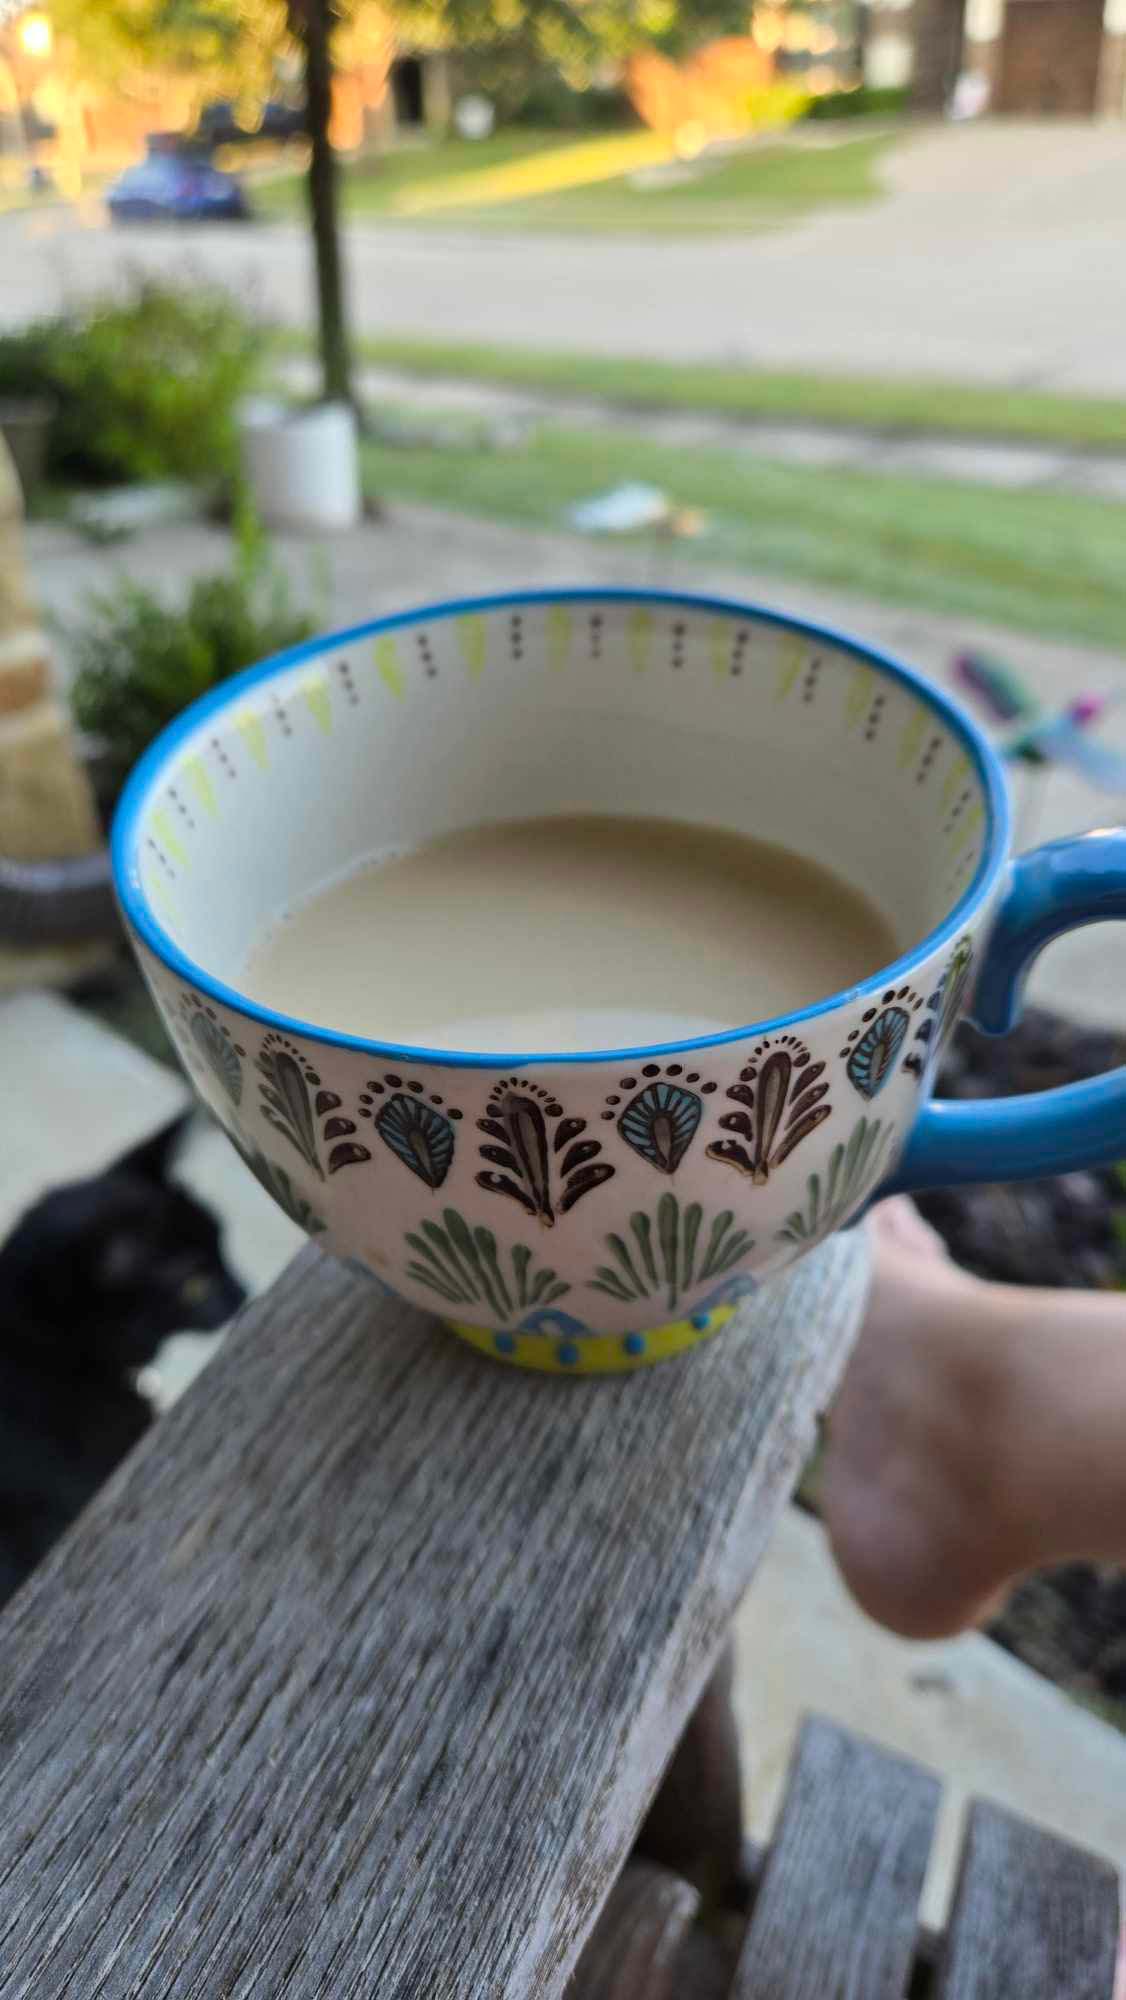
(7, 122, 1126, 391)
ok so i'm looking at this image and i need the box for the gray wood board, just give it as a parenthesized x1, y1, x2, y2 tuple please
(732, 1714, 939, 1999)
(565, 1860, 699, 2000)
(0, 1229, 869, 2000)
(937, 1800, 1120, 2000)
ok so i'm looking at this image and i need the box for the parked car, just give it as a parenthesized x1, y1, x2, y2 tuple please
(107, 155, 250, 225)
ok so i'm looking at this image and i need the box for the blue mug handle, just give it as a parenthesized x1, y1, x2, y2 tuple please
(885, 829, 1126, 1196)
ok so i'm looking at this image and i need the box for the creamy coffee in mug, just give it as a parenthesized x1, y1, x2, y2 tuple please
(118, 588, 1126, 1373)
(241, 812, 897, 1053)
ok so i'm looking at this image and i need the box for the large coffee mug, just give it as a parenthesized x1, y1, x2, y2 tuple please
(113, 590, 1126, 1372)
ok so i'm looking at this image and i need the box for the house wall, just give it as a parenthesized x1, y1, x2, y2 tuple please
(960, 0, 1124, 115)
(994, 0, 1105, 114)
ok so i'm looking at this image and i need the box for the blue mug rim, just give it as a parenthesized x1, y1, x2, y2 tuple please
(112, 586, 1011, 1071)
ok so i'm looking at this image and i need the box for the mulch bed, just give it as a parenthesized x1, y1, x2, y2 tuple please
(917, 1008, 1126, 1724)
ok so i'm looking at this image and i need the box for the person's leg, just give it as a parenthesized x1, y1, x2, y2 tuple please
(822, 1199, 1126, 1641)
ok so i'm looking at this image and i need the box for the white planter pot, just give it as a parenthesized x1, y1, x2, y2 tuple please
(239, 398, 360, 532)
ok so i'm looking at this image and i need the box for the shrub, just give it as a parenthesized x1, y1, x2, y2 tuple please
(745, 83, 812, 130)
(805, 86, 909, 120)
(453, 41, 634, 130)
(0, 279, 260, 487)
(510, 77, 634, 130)
(69, 518, 318, 792)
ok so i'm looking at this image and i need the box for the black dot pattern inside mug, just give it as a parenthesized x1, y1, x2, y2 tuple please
(334, 658, 360, 706)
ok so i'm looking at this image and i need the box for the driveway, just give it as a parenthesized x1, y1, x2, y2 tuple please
(6, 122, 1126, 392)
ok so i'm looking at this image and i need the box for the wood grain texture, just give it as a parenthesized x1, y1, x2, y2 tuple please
(568, 1864, 736, 2000)
(937, 1800, 1120, 2000)
(732, 1715, 939, 2000)
(564, 1858, 738, 2000)
(565, 1861, 699, 2000)
(635, 1640, 745, 1900)
(0, 1231, 869, 2000)
(672, 1926, 741, 2000)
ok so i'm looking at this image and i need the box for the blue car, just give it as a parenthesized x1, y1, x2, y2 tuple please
(107, 155, 250, 224)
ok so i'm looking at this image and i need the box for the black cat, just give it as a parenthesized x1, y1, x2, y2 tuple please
(0, 1117, 244, 1607)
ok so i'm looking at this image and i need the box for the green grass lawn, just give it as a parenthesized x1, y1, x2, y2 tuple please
(333, 336, 1126, 453)
(253, 131, 562, 219)
(360, 421, 1126, 652)
(257, 128, 892, 234)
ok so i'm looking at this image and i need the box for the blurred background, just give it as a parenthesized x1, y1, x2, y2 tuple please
(3, 0, 1126, 1879)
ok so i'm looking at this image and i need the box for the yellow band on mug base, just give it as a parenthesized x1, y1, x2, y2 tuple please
(446, 1303, 739, 1374)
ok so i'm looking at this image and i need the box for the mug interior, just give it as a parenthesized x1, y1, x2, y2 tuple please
(118, 591, 998, 1051)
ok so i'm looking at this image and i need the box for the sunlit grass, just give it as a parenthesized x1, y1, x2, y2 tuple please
(257, 129, 892, 234)
(390, 131, 674, 215)
(360, 420, 1126, 651)
(301, 334, 1126, 452)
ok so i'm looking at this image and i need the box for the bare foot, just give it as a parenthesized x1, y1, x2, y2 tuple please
(822, 1200, 1035, 1641)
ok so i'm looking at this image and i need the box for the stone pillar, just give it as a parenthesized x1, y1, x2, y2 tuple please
(422, 53, 452, 135)
(0, 437, 99, 866)
(962, 0, 1005, 97)
(863, 2, 918, 91)
(0, 435, 112, 987)
(1097, 0, 1126, 115)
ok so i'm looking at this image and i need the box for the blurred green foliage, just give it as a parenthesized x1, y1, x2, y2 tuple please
(805, 85, 909, 119)
(0, 280, 260, 487)
(70, 510, 318, 790)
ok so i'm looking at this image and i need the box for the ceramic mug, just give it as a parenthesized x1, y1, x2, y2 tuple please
(113, 589, 1126, 1373)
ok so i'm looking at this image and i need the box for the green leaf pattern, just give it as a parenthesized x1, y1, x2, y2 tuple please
(405, 1206, 570, 1315)
(589, 1192, 752, 1314)
(777, 1115, 891, 1247)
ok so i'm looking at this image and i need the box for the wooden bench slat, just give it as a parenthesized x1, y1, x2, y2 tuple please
(565, 1860, 699, 2000)
(635, 1640, 745, 1899)
(0, 1231, 868, 2000)
(673, 1926, 741, 2000)
(936, 1800, 1121, 2000)
(732, 1714, 940, 2000)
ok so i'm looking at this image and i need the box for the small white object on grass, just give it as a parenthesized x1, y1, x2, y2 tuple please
(568, 483, 671, 534)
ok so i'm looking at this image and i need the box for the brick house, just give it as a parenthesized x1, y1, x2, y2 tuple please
(863, 0, 1126, 115)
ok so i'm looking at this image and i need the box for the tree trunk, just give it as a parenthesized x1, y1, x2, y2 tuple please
(293, 0, 353, 405)
(909, 0, 966, 113)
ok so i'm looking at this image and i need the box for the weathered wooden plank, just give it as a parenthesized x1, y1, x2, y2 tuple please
(565, 1857, 739, 2000)
(636, 1640, 745, 1901)
(936, 1800, 1120, 2000)
(732, 1715, 939, 2000)
(565, 1861, 700, 2000)
(568, 1856, 744, 2000)
(673, 1926, 741, 2000)
(0, 1231, 868, 2000)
